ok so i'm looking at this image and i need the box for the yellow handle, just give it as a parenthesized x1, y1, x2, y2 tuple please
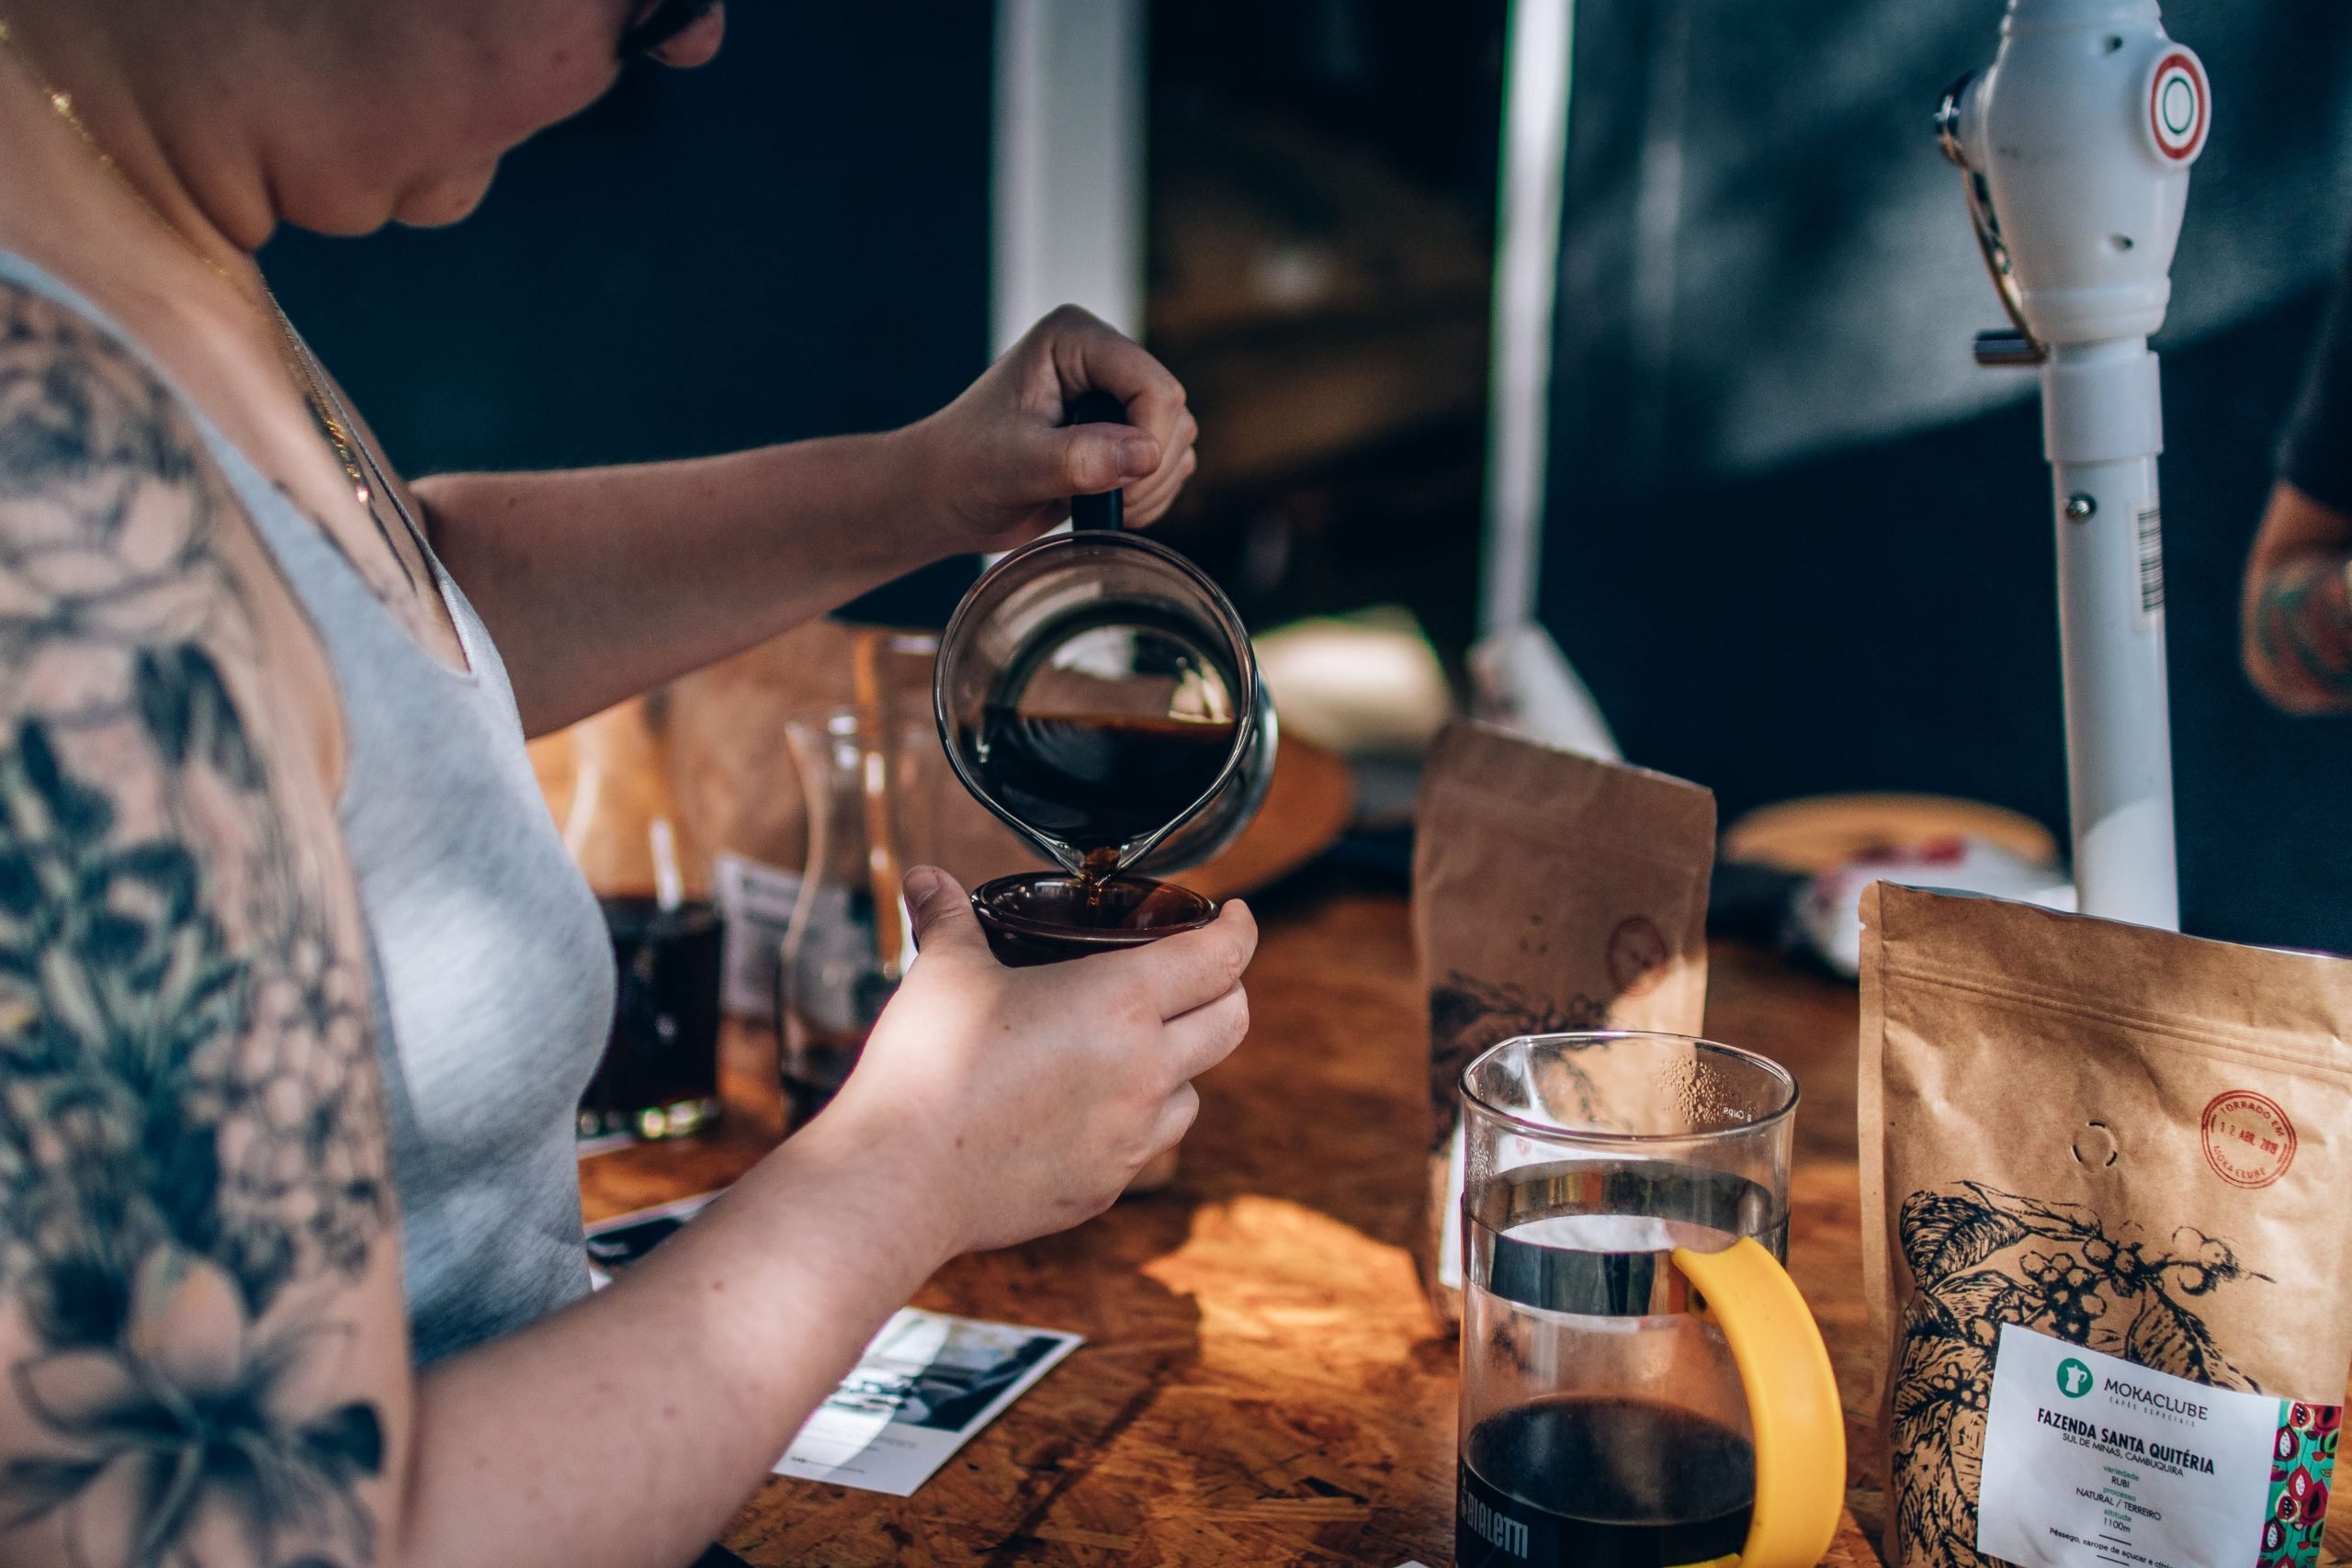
(1671, 1236, 1844, 1568)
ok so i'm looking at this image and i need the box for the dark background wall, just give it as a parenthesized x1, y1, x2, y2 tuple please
(1144, 0, 1506, 669)
(1537, 0, 2352, 954)
(264, 1, 994, 625)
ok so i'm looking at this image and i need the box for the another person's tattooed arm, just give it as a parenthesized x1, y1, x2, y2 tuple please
(0, 285, 407, 1566)
(2243, 480, 2352, 715)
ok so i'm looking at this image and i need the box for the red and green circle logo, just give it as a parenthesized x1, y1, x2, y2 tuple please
(2149, 50, 2209, 164)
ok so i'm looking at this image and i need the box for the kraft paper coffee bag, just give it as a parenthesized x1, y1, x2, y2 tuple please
(1412, 720, 1713, 1327)
(1861, 884, 2352, 1568)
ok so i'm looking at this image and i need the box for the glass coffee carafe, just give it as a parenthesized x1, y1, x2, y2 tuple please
(562, 697, 723, 1144)
(776, 704, 949, 1127)
(1458, 1032, 1844, 1568)
(933, 396, 1275, 897)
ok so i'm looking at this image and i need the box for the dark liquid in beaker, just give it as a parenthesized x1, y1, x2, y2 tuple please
(581, 896, 723, 1141)
(1457, 1396, 1754, 1568)
(971, 710, 1237, 870)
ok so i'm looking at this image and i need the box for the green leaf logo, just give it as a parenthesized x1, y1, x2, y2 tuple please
(2057, 1358, 2094, 1399)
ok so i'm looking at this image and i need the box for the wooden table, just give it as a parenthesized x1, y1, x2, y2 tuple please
(580, 887, 1883, 1566)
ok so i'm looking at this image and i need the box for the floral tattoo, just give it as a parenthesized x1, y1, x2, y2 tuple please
(0, 285, 390, 1567)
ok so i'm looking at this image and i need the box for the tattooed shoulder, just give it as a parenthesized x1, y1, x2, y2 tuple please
(0, 283, 394, 1567)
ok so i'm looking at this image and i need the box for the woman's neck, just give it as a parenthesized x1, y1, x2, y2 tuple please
(0, 6, 275, 280)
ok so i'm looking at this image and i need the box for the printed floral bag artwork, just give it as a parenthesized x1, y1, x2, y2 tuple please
(1860, 885, 2352, 1568)
(1894, 1181, 2281, 1560)
(1409, 720, 1713, 1329)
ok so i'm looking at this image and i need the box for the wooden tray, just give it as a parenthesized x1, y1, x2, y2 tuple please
(1724, 792, 2057, 874)
(1175, 731, 1355, 903)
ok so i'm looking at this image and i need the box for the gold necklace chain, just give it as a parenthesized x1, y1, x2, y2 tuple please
(0, 17, 429, 585)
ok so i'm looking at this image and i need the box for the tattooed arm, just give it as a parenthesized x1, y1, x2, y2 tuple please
(0, 284, 953, 1568)
(0, 280, 409, 1565)
(2241, 480, 2352, 715)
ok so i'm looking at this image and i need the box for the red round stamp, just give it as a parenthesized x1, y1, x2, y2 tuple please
(2201, 1089, 2296, 1189)
(1607, 916, 1670, 999)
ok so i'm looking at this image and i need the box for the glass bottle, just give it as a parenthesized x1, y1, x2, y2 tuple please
(564, 694, 725, 1142)
(777, 704, 948, 1127)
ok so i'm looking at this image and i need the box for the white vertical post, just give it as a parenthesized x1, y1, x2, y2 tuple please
(1480, 0, 1577, 636)
(992, 0, 1148, 353)
(2042, 339, 2179, 930)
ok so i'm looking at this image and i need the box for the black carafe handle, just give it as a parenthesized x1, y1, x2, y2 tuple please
(1064, 389, 1127, 532)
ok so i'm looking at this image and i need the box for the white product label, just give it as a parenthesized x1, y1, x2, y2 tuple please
(2134, 501, 2165, 627)
(1977, 1323, 2339, 1568)
(712, 852, 803, 1020)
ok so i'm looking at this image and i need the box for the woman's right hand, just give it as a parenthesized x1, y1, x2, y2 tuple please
(808, 866, 1258, 1258)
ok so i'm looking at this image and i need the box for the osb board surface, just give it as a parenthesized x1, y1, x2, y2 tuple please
(582, 898, 1876, 1566)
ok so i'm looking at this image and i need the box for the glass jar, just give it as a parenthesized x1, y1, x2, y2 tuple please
(933, 528, 1276, 880)
(563, 696, 724, 1143)
(776, 705, 946, 1128)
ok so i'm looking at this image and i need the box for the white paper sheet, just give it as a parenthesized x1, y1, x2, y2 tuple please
(772, 1308, 1082, 1497)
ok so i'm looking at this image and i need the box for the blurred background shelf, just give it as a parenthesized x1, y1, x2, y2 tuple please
(1144, 2, 1503, 665)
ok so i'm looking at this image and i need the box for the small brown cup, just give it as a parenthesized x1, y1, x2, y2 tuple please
(967, 871, 1216, 1193)
(968, 872, 1217, 967)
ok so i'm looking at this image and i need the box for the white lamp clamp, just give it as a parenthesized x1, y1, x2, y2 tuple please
(1936, 0, 2208, 931)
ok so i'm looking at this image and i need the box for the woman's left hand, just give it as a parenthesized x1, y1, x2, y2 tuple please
(901, 305, 1200, 550)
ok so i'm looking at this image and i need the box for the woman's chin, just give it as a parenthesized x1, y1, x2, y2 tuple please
(277, 165, 494, 238)
(388, 165, 502, 231)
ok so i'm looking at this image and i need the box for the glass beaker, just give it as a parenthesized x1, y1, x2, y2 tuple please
(933, 528, 1276, 882)
(777, 706, 947, 1127)
(565, 696, 724, 1143)
(1457, 1032, 1844, 1568)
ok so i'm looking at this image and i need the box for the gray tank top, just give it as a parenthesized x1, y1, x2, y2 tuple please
(0, 254, 613, 1364)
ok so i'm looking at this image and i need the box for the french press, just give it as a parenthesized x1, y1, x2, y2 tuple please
(1457, 1032, 1845, 1568)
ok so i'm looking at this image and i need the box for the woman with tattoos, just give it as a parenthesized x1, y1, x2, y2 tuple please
(0, 5, 1245, 1568)
(2244, 253, 2352, 712)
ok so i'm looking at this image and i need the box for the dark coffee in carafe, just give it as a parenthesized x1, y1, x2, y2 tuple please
(970, 709, 1236, 864)
(1457, 1396, 1755, 1568)
(956, 585, 1244, 884)
(936, 525, 1273, 884)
